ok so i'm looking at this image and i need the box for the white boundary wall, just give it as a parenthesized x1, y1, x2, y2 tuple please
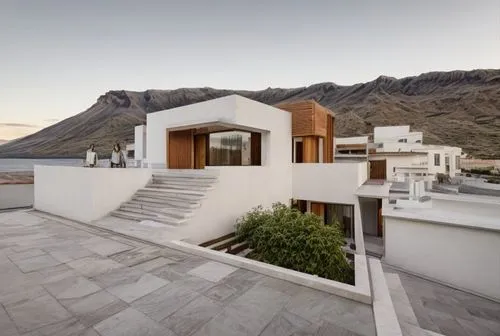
(384, 215, 500, 302)
(0, 184, 34, 209)
(34, 166, 151, 223)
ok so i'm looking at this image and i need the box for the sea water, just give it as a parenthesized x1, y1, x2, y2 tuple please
(0, 158, 83, 172)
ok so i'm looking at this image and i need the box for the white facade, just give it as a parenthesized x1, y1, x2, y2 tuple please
(134, 125, 147, 164)
(34, 166, 152, 223)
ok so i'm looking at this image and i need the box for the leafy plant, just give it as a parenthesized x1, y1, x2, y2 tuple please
(235, 203, 354, 284)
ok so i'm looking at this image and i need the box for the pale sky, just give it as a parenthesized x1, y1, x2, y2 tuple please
(0, 0, 499, 140)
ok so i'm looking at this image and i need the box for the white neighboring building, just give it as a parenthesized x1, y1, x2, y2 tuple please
(336, 125, 462, 184)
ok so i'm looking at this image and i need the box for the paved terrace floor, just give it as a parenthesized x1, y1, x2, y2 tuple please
(383, 264, 500, 336)
(0, 210, 376, 336)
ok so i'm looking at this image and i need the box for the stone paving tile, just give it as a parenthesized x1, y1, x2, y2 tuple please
(43, 276, 101, 300)
(383, 264, 500, 336)
(260, 310, 319, 336)
(21, 317, 87, 336)
(63, 290, 129, 327)
(286, 286, 376, 336)
(0, 305, 21, 336)
(188, 261, 238, 282)
(204, 283, 239, 302)
(48, 246, 95, 263)
(67, 256, 124, 277)
(0, 211, 378, 336)
(0, 285, 48, 306)
(161, 295, 224, 335)
(131, 282, 200, 322)
(193, 282, 292, 336)
(36, 264, 81, 285)
(5, 294, 72, 333)
(7, 248, 46, 262)
(12, 254, 62, 272)
(80, 236, 134, 257)
(91, 266, 168, 303)
(109, 246, 164, 267)
(94, 307, 175, 336)
(132, 256, 176, 273)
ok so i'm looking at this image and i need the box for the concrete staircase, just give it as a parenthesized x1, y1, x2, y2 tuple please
(110, 170, 218, 227)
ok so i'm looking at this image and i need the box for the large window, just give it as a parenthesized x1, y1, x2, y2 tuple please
(208, 131, 251, 166)
(434, 153, 441, 166)
(325, 204, 354, 239)
(455, 156, 461, 169)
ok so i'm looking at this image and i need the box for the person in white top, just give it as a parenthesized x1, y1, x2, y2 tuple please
(85, 144, 98, 168)
(110, 143, 126, 168)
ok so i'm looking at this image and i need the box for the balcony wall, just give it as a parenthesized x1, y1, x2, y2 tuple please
(292, 162, 368, 204)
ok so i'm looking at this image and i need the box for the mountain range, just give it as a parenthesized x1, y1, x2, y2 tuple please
(0, 69, 499, 158)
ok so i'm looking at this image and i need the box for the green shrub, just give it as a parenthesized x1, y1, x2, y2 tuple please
(235, 203, 354, 284)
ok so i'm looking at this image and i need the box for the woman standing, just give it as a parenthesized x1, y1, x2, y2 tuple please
(110, 143, 126, 168)
(86, 144, 98, 168)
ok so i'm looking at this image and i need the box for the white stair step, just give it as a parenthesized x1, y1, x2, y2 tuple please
(146, 183, 213, 191)
(125, 200, 189, 210)
(139, 187, 206, 197)
(111, 210, 186, 226)
(120, 205, 192, 220)
(152, 175, 218, 182)
(131, 196, 200, 209)
(118, 207, 190, 223)
(134, 191, 204, 202)
(122, 202, 193, 218)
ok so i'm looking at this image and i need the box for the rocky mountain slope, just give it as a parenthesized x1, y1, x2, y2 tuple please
(1, 69, 499, 158)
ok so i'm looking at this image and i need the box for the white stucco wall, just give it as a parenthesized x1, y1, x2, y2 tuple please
(134, 125, 147, 161)
(292, 162, 367, 205)
(180, 100, 293, 243)
(183, 166, 292, 243)
(34, 166, 152, 223)
(146, 96, 239, 168)
(384, 216, 500, 301)
(0, 184, 34, 210)
(292, 162, 368, 253)
(374, 126, 410, 143)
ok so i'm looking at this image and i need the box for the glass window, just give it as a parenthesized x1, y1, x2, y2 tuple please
(455, 156, 461, 169)
(398, 138, 407, 143)
(434, 153, 441, 166)
(208, 131, 251, 166)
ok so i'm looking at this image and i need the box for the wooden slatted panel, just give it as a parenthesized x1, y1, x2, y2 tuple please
(369, 159, 387, 180)
(311, 202, 325, 218)
(303, 136, 318, 163)
(168, 129, 194, 169)
(325, 114, 335, 163)
(250, 132, 262, 165)
(194, 134, 206, 169)
(313, 102, 328, 138)
(276, 101, 314, 137)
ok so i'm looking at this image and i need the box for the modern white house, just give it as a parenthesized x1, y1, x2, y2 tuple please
(336, 125, 462, 187)
(33, 94, 500, 303)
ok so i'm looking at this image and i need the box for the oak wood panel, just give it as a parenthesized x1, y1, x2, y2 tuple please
(313, 102, 328, 138)
(369, 159, 387, 180)
(276, 101, 314, 136)
(325, 114, 335, 163)
(302, 136, 318, 163)
(168, 129, 194, 169)
(311, 202, 325, 218)
(194, 134, 207, 169)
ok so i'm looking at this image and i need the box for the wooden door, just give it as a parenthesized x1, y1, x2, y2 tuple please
(377, 199, 383, 237)
(370, 160, 387, 179)
(168, 129, 193, 169)
(250, 132, 261, 165)
(194, 134, 207, 169)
